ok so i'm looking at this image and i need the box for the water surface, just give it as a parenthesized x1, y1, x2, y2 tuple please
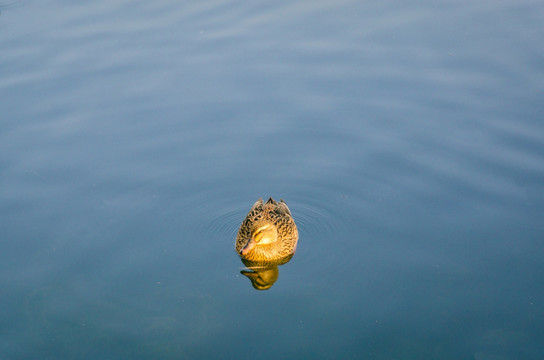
(1, 1, 543, 359)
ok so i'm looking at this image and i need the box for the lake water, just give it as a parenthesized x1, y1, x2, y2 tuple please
(1, 0, 543, 359)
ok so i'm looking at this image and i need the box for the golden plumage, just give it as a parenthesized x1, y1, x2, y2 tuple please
(235, 197, 298, 262)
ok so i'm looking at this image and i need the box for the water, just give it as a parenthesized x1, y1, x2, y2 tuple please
(1, 0, 543, 359)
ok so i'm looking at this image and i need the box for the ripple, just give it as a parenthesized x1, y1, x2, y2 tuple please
(0, 1, 21, 10)
(285, 194, 360, 281)
(177, 180, 365, 286)
(291, 199, 345, 236)
(202, 204, 244, 241)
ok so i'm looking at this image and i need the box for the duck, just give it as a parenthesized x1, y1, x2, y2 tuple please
(235, 197, 298, 262)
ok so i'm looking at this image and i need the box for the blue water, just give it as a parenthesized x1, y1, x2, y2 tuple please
(1, 1, 544, 359)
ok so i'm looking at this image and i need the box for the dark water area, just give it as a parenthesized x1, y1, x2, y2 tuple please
(1, 1, 544, 359)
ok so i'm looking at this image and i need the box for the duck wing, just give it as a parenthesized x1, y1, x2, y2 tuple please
(277, 199, 292, 217)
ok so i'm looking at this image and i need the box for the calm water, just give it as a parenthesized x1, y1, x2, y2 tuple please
(1, 0, 544, 359)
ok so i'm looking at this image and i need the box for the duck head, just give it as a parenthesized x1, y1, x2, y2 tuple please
(240, 221, 278, 256)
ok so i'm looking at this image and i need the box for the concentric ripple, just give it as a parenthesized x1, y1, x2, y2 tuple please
(176, 179, 367, 286)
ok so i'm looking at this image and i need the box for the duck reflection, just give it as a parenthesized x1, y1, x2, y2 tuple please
(240, 255, 294, 290)
(235, 197, 298, 290)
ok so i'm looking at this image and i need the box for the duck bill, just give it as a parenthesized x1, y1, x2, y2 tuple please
(240, 238, 256, 256)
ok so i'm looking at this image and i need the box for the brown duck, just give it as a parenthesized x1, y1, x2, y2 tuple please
(235, 197, 298, 262)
